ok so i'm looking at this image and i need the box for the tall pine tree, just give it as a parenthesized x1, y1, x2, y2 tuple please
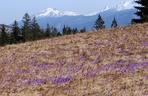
(72, 28, 78, 34)
(45, 24, 52, 38)
(52, 27, 58, 37)
(111, 17, 118, 28)
(94, 14, 105, 30)
(132, 0, 148, 23)
(62, 25, 67, 35)
(80, 27, 86, 33)
(57, 32, 62, 37)
(22, 13, 32, 42)
(67, 27, 72, 35)
(0, 25, 8, 46)
(31, 17, 41, 40)
(10, 20, 21, 44)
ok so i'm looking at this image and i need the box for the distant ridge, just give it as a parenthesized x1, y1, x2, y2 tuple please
(37, 8, 80, 17)
(17, 0, 136, 31)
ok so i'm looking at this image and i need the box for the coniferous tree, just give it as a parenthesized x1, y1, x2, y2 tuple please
(45, 24, 52, 38)
(67, 27, 72, 35)
(94, 14, 105, 30)
(80, 27, 86, 33)
(132, 0, 148, 23)
(10, 20, 21, 44)
(0, 25, 8, 45)
(57, 32, 62, 36)
(31, 17, 41, 40)
(48, 26, 57, 37)
(62, 25, 67, 35)
(62, 25, 66, 35)
(72, 28, 78, 34)
(22, 13, 31, 42)
(52, 27, 58, 37)
(40, 28, 45, 39)
(111, 17, 118, 28)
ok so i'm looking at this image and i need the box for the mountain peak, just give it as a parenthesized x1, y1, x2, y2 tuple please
(85, 0, 135, 16)
(115, 0, 135, 11)
(37, 7, 80, 17)
(36, 0, 135, 18)
(103, 6, 110, 11)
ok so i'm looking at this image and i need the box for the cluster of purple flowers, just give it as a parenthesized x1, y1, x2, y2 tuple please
(16, 70, 30, 75)
(52, 76, 72, 85)
(85, 60, 148, 78)
(143, 41, 148, 46)
(28, 79, 46, 85)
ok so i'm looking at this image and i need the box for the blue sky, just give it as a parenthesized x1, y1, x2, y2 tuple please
(0, 0, 123, 24)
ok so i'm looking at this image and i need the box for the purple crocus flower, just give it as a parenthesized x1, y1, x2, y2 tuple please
(92, 56, 101, 64)
(16, 70, 30, 74)
(30, 59, 38, 66)
(79, 56, 86, 61)
(100, 63, 117, 71)
(116, 60, 126, 65)
(143, 41, 148, 46)
(128, 62, 148, 70)
(119, 62, 148, 74)
(52, 76, 72, 84)
(85, 71, 97, 78)
(140, 62, 148, 66)
(29, 79, 45, 85)
(36, 63, 51, 69)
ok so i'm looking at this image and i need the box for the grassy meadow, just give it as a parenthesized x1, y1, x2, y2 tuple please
(0, 23, 148, 96)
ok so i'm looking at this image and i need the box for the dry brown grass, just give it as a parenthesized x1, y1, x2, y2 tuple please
(0, 23, 148, 96)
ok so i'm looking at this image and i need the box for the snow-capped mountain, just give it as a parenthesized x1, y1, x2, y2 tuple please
(36, 9, 136, 31)
(37, 0, 135, 17)
(115, 0, 135, 11)
(18, 0, 136, 31)
(86, 0, 135, 16)
(37, 8, 80, 17)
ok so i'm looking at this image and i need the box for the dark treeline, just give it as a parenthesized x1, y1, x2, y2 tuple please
(0, 13, 86, 46)
(0, 0, 147, 46)
(0, 13, 118, 46)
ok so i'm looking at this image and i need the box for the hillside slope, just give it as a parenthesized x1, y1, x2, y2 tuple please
(0, 23, 148, 96)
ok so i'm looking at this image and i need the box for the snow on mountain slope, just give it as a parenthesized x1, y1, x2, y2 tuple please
(115, 0, 135, 11)
(86, 0, 135, 16)
(85, 6, 110, 16)
(17, 0, 136, 31)
(37, 8, 136, 31)
(37, 8, 80, 17)
(37, 0, 135, 17)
